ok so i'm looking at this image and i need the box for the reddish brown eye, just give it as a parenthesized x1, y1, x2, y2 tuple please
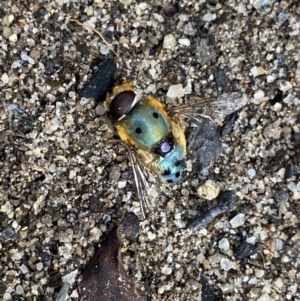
(109, 90, 136, 120)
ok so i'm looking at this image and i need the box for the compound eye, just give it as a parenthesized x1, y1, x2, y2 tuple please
(109, 90, 136, 120)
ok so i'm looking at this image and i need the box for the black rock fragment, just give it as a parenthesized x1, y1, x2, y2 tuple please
(187, 117, 223, 172)
(118, 212, 140, 243)
(274, 188, 289, 204)
(214, 69, 228, 88)
(284, 162, 294, 178)
(234, 241, 258, 260)
(219, 112, 238, 138)
(161, 2, 180, 18)
(200, 275, 221, 301)
(189, 190, 237, 231)
(77, 58, 117, 101)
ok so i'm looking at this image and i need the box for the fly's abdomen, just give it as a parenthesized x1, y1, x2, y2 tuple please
(158, 143, 186, 183)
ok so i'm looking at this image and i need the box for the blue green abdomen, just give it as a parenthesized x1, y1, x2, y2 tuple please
(157, 143, 185, 183)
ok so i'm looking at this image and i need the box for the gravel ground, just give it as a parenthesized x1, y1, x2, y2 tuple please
(0, 0, 299, 300)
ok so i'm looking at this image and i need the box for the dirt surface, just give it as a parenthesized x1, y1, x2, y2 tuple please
(0, 1, 299, 300)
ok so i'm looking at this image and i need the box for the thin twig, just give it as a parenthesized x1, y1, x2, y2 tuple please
(69, 18, 119, 57)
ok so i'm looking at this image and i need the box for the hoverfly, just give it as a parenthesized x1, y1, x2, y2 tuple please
(103, 81, 248, 218)
(70, 20, 248, 218)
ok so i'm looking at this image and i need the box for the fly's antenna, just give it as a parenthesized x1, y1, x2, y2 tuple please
(69, 19, 119, 58)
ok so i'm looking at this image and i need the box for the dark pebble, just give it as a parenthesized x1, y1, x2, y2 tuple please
(200, 275, 221, 301)
(284, 162, 294, 178)
(1, 228, 17, 241)
(118, 212, 140, 243)
(234, 241, 258, 260)
(187, 116, 223, 172)
(276, 54, 286, 65)
(0, 280, 6, 294)
(214, 69, 229, 88)
(43, 59, 57, 74)
(219, 111, 238, 137)
(161, 2, 180, 18)
(274, 189, 289, 204)
(77, 58, 117, 101)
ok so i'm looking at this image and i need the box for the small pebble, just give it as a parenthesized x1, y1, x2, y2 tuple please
(36, 262, 43, 271)
(158, 285, 165, 294)
(220, 258, 236, 271)
(2, 27, 12, 39)
(273, 102, 282, 111)
(163, 34, 176, 49)
(183, 22, 196, 36)
(257, 294, 272, 301)
(287, 182, 297, 193)
(1, 228, 16, 241)
(62, 270, 78, 285)
(9, 33, 18, 42)
(118, 180, 127, 189)
(89, 227, 102, 242)
(247, 168, 256, 179)
(230, 213, 245, 228)
(173, 219, 187, 229)
(197, 179, 220, 201)
(203, 13, 217, 22)
(1, 73, 9, 84)
(20, 264, 29, 274)
(218, 238, 230, 251)
(100, 44, 110, 55)
(167, 84, 184, 98)
(255, 269, 265, 278)
(120, 0, 132, 5)
(275, 239, 283, 251)
(161, 265, 173, 275)
(16, 285, 24, 295)
(278, 12, 288, 23)
(162, 2, 180, 18)
(250, 66, 265, 77)
(215, 70, 229, 88)
(21, 52, 35, 64)
(254, 90, 265, 100)
(147, 231, 156, 241)
(274, 189, 289, 203)
(277, 80, 292, 92)
(178, 38, 191, 47)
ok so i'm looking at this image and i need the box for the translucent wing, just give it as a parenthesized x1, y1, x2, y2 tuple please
(167, 92, 248, 173)
(168, 92, 248, 125)
(127, 145, 160, 218)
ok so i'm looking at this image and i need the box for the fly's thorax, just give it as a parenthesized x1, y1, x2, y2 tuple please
(115, 97, 172, 150)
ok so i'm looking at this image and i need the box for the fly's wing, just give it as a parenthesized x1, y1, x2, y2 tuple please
(168, 92, 248, 173)
(168, 92, 248, 125)
(127, 145, 160, 218)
